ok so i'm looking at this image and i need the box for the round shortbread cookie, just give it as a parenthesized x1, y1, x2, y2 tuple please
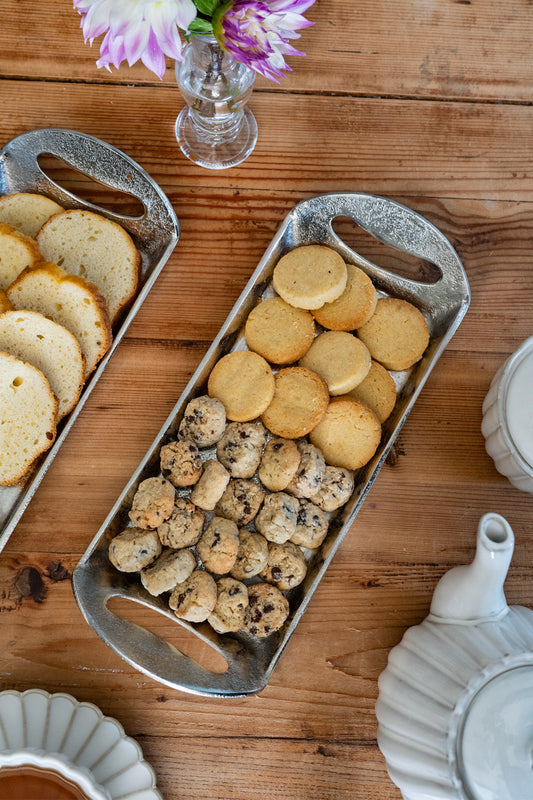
(299, 330, 371, 395)
(208, 350, 275, 422)
(347, 359, 397, 423)
(357, 297, 430, 371)
(272, 245, 348, 310)
(245, 297, 315, 364)
(312, 263, 377, 330)
(261, 367, 329, 439)
(309, 396, 382, 471)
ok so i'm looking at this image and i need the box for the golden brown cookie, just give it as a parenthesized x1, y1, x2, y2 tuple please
(245, 296, 315, 364)
(347, 359, 397, 423)
(309, 396, 382, 471)
(356, 297, 430, 371)
(312, 263, 377, 330)
(208, 350, 275, 422)
(272, 245, 347, 310)
(261, 367, 329, 439)
(299, 330, 371, 395)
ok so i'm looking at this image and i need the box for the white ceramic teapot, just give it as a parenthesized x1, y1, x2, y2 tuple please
(376, 512, 533, 800)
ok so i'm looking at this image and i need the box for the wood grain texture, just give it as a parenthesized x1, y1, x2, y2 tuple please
(1, 1, 533, 799)
(1, 1, 533, 102)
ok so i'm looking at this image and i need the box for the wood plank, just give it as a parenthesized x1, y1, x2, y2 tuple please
(1, 1, 533, 103)
(1, 6, 533, 797)
(2, 81, 533, 203)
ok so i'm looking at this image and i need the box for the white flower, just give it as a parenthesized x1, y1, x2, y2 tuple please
(73, 0, 197, 78)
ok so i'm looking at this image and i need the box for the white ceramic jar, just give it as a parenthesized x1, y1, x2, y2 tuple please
(481, 335, 533, 493)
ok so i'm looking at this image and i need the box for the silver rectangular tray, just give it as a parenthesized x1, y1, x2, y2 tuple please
(0, 128, 179, 554)
(73, 192, 470, 697)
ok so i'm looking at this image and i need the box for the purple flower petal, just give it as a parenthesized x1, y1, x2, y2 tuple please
(216, 0, 315, 81)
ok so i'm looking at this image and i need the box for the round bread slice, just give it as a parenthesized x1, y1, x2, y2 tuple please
(0, 290, 13, 313)
(0, 310, 85, 420)
(0, 222, 42, 291)
(0, 192, 64, 238)
(261, 367, 329, 439)
(272, 245, 347, 310)
(7, 262, 112, 377)
(36, 209, 141, 324)
(0, 351, 58, 486)
(309, 396, 382, 471)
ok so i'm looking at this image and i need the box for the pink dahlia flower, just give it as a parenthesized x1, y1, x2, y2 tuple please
(213, 0, 315, 82)
(73, 0, 198, 78)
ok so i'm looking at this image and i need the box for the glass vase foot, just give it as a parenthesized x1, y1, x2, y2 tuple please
(175, 106, 258, 170)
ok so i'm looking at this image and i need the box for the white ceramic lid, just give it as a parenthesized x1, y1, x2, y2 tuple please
(457, 665, 533, 800)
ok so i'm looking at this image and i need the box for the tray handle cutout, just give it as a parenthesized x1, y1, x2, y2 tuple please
(73, 553, 273, 698)
(0, 128, 179, 256)
(289, 192, 470, 332)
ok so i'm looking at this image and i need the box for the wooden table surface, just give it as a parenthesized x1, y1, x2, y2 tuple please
(1, 1, 533, 798)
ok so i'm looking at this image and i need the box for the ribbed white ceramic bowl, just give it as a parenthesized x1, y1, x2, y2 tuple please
(481, 335, 533, 494)
(0, 689, 162, 800)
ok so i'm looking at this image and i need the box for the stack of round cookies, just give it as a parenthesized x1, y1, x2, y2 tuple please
(107, 243, 430, 642)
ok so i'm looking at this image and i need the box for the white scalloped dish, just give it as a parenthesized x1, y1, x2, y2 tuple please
(0, 689, 162, 800)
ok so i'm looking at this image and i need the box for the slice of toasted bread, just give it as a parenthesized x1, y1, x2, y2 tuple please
(0, 350, 58, 485)
(0, 222, 42, 291)
(36, 209, 141, 323)
(0, 290, 13, 313)
(0, 192, 64, 238)
(7, 262, 112, 377)
(0, 310, 85, 419)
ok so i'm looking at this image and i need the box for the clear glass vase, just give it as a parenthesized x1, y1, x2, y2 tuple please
(175, 35, 258, 170)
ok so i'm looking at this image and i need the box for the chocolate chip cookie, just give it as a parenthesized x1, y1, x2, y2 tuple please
(196, 516, 240, 575)
(243, 582, 290, 638)
(259, 540, 307, 591)
(216, 421, 267, 478)
(160, 439, 202, 487)
(140, 548, 196, 596)
(215, 478, 265, 526)
(178, 395, 226, 447)
(208, 577, 249, 634)
(258, 437, 301, 492)
(230, 529, 269, 580)
(254, 491, 299, 544)
(290, 499, 329, 549)
(157, 497, 204, 548)
(109, 527, 162, 572)
(169, 569, 217, 623)
(128, 477, 175, 529)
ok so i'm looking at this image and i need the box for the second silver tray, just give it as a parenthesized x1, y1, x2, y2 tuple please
(0, 128, 179, 554)
(73, 192, 470, 697)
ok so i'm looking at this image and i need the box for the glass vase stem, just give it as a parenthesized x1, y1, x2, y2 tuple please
(175, 36, 258, 170)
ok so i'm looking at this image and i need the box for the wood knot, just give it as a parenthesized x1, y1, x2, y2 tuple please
(14, 566, 47, 603)
(46, 562, 70, 582)
(386, 439, 406, 467)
